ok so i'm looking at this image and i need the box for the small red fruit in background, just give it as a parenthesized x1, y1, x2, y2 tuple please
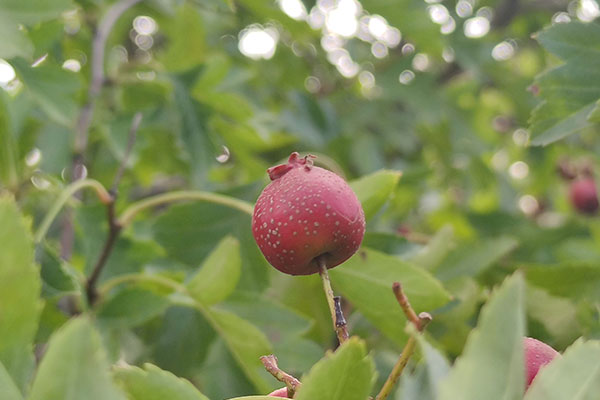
(524, 337, 560, 389)
(569, 177, 599, 215)
(267, 387, 289, 398)
(252, 152, 365, 275)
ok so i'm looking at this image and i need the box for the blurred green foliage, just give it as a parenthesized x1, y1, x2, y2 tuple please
(0, 0, 599, 398)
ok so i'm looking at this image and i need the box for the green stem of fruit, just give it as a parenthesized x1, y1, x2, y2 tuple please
(34, 178, 111, 243)
(318, 256, 349, 345)
(117, 190, 254, 227)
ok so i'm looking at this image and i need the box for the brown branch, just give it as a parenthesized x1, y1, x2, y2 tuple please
(85, 113, 141, 305)
(318, 256, 349, 345)
(85, 199, 121, 305)
(260, 355, 302, 397)
(62, 0, 144, 261)
(75, 0, 145, 155)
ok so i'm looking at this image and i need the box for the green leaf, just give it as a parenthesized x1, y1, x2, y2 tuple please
(207, 308, 273, 393)
(329, 248, 451, 347)
(0, 16, 33, 59)
(409, 225, 455, 270)
(438, 273, 526, 400)
(222, 292, 313, 339)
(153, 306, 216, 377)
(588, 99, 600, 122)
(349, 170, 401, 220)
(187, 236, 241, 306)
(416, 335, 451, 398)
(435, 236, 518, 281)
(526, 284, 580, 347)
(524, 263, 600, 302)
(524, 340, 600, 400)
(0, 361, 22, 400)
(160, 4, 205, 72)
(295, 337, 374, 400)
(153, 202, 269, 292)
(529, 22, 600, 145)
(0, 196, 41, 389)
(11, 58, 80, 126)
(0, 0, 74, 25)
(397, 336, 451, 400)
(114, 363, 210, 400)
(29, 317, 127, 400)
(97, 287, 170, 329)
(0, 93, 20, 189)
(198, 338, 256, 399)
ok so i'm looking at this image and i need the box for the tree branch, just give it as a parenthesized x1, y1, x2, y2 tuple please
(375, 282, 433, 400)
(260, 355, 302, 397)
(85, 112, 142, 305)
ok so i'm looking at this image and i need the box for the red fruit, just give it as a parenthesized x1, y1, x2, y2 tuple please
(267, 387, 289, 398)
(569, 178, 599, 215)
(252, 152, 365, 275)
(524, 337, 560, 389)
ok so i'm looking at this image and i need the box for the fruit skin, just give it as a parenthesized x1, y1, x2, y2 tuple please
(252, 152, 365, 275)
(569, 178, 599, 215)
(524, 337, 560, 389)
(267, 387, 289, 398)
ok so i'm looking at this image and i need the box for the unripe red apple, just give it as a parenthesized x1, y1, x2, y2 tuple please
(569, 178, 599, 215)
(524, 337, 560, 389)
(252, 152, 365, 275)
(267, 387, 289, 398)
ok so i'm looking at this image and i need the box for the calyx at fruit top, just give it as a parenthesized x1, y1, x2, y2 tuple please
(267, 152, 316, 180)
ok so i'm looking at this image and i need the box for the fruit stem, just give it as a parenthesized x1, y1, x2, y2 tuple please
(260, 354, 302, 397)
(117, 190, 254, 227)
(317, 256, 349, 345)
(375, 283, 433, 400)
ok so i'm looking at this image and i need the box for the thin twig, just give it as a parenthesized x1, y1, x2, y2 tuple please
(75, 0, 144, 154)
(85, 112, 142, 305)
(85, 199, 121, 305)
(375, 283, 433, 400)
(260, 355, 302, 397)
(111, 112, 142, 193)
(62, 0, 144, 261)
(375, 314, 432, 400)
(317, 256, 349, 345)
(392, 282, 420, 330)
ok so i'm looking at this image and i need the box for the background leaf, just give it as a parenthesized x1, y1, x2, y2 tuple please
(29, 317, 127, 400)
(114, 363, 210, 400)
(0, 197, 41, 389)
(350, 170, 401, 220)
(187, 236, 241, 306)
(529, 22, 600, 145)
(438, 273, 526, 400)
(330, 247, 450, 347)
(295, 337, 374, 400)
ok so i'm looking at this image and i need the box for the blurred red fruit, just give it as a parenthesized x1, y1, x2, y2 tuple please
(267, 387, 289, 398)
(569, 178, 599, 215)
(524, 337, 560, 389)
